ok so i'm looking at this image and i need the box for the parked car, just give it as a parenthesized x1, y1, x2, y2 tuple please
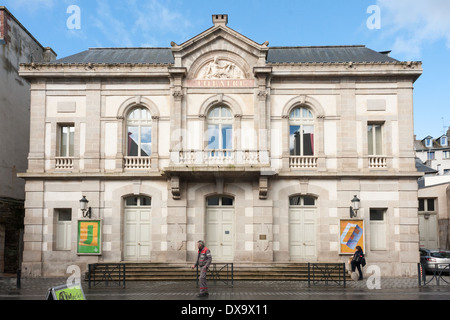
(420, 248, 450, 273)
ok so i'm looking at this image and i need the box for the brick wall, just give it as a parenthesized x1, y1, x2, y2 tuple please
(0, 9, 11, 44)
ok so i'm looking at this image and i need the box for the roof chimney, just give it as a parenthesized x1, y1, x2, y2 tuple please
(212, 14, 228, 26)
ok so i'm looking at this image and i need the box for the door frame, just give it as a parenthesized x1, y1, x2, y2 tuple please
(123, 195, 152, 262)
(205, 195, 235, 262)
(288, 195, 318, 261)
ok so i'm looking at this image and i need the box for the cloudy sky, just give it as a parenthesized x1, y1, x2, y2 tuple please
(3, 0, 449, 139)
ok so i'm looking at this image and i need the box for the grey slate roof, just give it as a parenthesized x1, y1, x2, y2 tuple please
(267, 46, 398, 64)
(50, 45, 398, 64)
(50, 48, 174, 64)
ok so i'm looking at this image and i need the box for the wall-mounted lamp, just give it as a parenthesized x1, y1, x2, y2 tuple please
(350, 195, 360, 218)
(79, 196, 92, 219)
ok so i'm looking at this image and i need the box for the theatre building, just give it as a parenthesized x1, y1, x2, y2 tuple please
(18, 15, 422, 278)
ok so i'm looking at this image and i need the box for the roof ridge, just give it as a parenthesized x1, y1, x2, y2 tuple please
(88, 47, 171, 50)
(269, 45, 366, 49)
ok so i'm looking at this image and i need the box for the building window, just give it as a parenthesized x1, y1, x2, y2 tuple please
(289, 107, 314, 156)
(368, 124, 383, 155)
(370, 208, 386, 250)
(125, 196, 152, 207)
(427, 151, 435, 161)
(55, 209, 72, 251)
(127, 107, 152, 157)
(207, 106, 233, 152)
(443, 151, 450, 159)
(207, 195, 234, 207)
(440, 136, 448, 147)
(59, 125, 74, 157)
(425, 138, 432, 148)
(419, 198, 435, 212)
(289, 195, 316, 206)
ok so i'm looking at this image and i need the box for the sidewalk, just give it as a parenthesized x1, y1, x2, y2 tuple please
(1, 274, 449, 301)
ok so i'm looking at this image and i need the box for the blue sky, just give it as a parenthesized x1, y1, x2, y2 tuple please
(3, 0, 449, 139)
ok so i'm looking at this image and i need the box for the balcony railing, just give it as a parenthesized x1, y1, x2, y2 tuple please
(289, 156, 318, 169)
(55, 157, 74, 170)
(177, 150, 263, 166)
(369, 156, 387, 169)
(124, 156, 151, 170)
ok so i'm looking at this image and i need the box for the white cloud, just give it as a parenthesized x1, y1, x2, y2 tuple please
(127, 0, 194, 46)
(89, 0, 193, 48)
(377, 0, 450, 59)
(91, 0, 134, 47)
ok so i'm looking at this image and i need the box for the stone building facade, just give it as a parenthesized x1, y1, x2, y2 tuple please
(18, 15, 422, 277)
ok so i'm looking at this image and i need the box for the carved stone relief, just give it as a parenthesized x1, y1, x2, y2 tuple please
(197, 56, 245, 79)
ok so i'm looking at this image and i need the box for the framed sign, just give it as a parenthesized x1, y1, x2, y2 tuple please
(46, 283, 86, 300)
(339, 219, 364, 254)
(77, 220, 101, 255)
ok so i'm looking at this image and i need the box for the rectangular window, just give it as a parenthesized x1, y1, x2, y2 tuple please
(368, 124, 383, 155)
(55, 209, 72, 251)
(289, 125, 315, 156)
(370, 208, 387, 250)
(59, 125, 75, 157)
(419, 198, 436, 212)
(127, 126, 152, 156)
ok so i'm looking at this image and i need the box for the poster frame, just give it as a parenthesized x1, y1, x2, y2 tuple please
(339, 219, 365, 255)
(77, 219, 102, 255)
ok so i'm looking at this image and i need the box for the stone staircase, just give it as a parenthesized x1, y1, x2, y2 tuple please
(86, 262, 350, 282)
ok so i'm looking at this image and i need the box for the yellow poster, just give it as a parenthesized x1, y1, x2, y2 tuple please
(77, 220, 101, 254)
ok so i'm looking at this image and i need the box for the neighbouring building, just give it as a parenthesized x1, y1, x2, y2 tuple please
(416, 128, 450, 176)
(0, 6, 56, 274)
(18, 14, 422, 278)
(415, 128, 450, 250)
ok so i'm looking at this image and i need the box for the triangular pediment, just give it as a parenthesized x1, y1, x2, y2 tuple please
(170, 15, 269, 80)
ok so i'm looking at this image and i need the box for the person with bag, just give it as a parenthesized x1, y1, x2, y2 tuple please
(351, 245, 365, 280)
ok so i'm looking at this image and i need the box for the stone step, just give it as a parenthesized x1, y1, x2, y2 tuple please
(86, 262, 350, 281)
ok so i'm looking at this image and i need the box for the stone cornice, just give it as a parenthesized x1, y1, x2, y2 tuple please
(19, 62, 173, 79)
(19, 61, 422, 82)
(268, 61, 423, 81)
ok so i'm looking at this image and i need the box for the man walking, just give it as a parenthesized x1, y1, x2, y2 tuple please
(192, 240, 212, 297)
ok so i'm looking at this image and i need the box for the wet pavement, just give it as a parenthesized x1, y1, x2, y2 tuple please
(0, 274, 448, 318)
(1, 274, 449, 301)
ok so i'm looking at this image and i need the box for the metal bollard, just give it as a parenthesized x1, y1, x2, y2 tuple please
(16, 269, 21, 289)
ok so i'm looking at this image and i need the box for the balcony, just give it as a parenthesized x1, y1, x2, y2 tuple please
(124, 156, 152, 170)
(55, 157, 74, 170)
(289, 156, 318, 169)
(368, 156, 387, 169)
(166, 149, 270, 177)
(177, 149, 264, 166)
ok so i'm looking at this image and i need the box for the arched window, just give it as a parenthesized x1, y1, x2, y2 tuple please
(207, 106, 233, 151)
(289, 107, 314, 156)
(127, 107, 152, 157)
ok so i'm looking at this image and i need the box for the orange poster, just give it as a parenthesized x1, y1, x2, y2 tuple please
(340, 219, 364, 254)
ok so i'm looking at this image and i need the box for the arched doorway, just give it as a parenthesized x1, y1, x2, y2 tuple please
(205, 195, 235, 262)
(123, 196, 152, 261)
(289, 195, 317, 260)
